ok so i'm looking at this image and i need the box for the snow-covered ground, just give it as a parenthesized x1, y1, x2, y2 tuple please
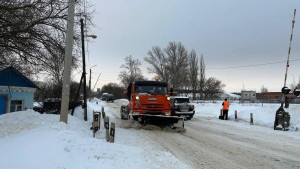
(193, 101, 300, 132)
(0, 100, 189, 169)
(1, 99, 300, 169)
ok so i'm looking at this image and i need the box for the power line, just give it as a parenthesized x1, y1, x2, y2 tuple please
(207, 58, 300, 70)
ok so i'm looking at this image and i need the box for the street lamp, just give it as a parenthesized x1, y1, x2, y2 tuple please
(81, 19, 97, 121)
(87, 34, 97, 39)
(90, 64, 97, 69)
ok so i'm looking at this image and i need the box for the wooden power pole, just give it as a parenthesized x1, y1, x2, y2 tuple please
(60, 0, 76, 123)
(81, 18, 88, 121)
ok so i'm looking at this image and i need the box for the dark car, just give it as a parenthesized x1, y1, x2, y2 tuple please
(170, 96, 195, 120)
(101, 93, 109, 101)
(106, 94, 115, 102)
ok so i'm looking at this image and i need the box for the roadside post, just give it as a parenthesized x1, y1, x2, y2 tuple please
(92, 111, 100, 137)
(250, 113, 254, 125)
(219, 109, 224, 120)
(102, 107, 105, 118)
(235, 110, 238, 122)
(110, 122, 115, 143)
(104, 117, 110, 142)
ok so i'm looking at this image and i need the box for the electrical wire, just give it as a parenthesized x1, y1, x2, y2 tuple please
(207, 58, 300, 70)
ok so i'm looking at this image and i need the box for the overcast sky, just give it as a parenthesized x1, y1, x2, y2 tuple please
(80, 0, 300, 93)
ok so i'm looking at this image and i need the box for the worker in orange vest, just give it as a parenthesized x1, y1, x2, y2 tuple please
(222, 98, 230, 120)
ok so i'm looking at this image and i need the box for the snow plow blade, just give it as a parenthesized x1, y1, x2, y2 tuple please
(134, 114, 184, 129)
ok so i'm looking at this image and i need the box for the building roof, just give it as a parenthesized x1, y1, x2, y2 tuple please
(241, 90, 256, 93)
(0, 66, 39, 89)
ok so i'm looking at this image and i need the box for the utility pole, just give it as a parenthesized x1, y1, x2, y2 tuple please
(81, 18, 88, 121)
(71, 72, 84, 116)
(60, 0, 76, 123)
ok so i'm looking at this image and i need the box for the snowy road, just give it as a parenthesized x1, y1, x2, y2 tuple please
(104, 100, 300, 169)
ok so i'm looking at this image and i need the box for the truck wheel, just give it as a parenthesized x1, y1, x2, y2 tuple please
(120, 107, 125, 120)
(132, 116, 138, 121)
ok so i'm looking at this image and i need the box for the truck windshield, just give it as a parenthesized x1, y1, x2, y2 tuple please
(135, 86, 167, 95)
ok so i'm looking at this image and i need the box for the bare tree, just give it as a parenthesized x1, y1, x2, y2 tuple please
(204, 77, 225, 99)
(164, 42, 189, 90)
(145, 46, 170, 83)
(199, 54, 206, 99)
(188, 50, 199, 99)
(119, 55, 144, 87)
(0, 0, 93, 82)
(261, 85, 268, 93)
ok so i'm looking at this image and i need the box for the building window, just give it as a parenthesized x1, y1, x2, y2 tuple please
(10, 100, 23, 112)
(253, 94, 255, 96)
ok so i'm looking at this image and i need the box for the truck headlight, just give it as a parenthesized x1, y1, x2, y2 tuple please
(167, 97, 170, 100)
(136, 96, 139, 100)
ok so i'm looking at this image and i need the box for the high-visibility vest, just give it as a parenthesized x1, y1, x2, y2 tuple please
(223, 101, 229, 110)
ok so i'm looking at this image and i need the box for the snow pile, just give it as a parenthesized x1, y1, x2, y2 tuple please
(194, 102, 300, 130)
(0, 105, 189, 169)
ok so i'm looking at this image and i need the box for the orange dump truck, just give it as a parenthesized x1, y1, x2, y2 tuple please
(120, 80, 184, 129)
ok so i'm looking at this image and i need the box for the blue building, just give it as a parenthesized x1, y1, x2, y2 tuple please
(0, 67, 39, 115)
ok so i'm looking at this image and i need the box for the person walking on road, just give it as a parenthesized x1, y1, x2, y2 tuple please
(222, 98, 230, 120)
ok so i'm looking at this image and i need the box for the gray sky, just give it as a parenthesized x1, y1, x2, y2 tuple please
(80, 0, 300, 93)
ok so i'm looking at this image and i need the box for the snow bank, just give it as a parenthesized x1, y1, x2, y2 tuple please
(0, 103, 189, 169)
(194, 102, 300, 130)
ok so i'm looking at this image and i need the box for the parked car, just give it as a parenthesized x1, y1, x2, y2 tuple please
(170, 96, 195, 120)
(106, 94, 115, 102)
(101, 93, 109, 100)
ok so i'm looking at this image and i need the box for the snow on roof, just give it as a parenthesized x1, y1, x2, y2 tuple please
(170, 96, 189, 99)
(227, 93, 241, 98)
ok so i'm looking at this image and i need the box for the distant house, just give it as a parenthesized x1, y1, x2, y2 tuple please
(241, 90, 256, 100)
(0, 67, 39, 115)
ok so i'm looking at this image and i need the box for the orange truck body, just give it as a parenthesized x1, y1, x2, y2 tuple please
(125, 81, 171, 116)
(121, 80, 184, 129)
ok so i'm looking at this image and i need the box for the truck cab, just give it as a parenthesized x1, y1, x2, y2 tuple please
(126, 81, 171, 117)
(121, 80, 184, 129)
